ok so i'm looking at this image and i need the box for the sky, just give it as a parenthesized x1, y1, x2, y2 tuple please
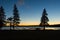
(0, 0, 60, 25)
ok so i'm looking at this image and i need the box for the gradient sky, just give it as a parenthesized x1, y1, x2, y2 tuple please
(0, 0, 60, 25)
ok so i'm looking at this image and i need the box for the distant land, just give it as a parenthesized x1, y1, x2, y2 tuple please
(5, 24, 60, 27)
(20, 24, 60, 27)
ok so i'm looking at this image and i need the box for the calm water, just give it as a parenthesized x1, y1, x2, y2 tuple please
(1, 26, 60, 30)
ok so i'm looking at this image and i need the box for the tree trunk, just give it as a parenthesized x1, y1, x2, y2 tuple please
(43, 24, 45, 30)
(43, 26, 45, 30)
(10, 23, 11, 30)
(13, 22, 14, 30)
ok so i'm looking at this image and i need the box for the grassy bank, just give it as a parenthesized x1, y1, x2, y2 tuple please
(0, 30, 60, 39)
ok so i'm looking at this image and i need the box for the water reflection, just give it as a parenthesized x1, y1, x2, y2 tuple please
(45, 27, 60, 30)
(1, 27, 60, 30)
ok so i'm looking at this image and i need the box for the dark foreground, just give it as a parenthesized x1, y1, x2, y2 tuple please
(0, 30, 60, 39)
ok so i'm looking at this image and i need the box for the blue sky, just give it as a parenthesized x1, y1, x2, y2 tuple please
(0, 0, 60, 25)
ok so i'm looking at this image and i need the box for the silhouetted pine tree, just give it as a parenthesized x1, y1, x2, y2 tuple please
(40, 8, 49, 30)
(13, 4, 20, 27)
(0, 6, 6, 29)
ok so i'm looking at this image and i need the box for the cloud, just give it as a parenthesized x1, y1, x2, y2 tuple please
(16, 0, 31, 9)
(17, 0, 24, 6)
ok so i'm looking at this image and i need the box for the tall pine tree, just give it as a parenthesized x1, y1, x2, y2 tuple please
(40, 8, 49, 26)
(0, 6, 6, 28)
(13, 4, 20, 27)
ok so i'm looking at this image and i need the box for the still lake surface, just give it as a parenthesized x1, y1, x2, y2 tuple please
(1, 26, 60, 30)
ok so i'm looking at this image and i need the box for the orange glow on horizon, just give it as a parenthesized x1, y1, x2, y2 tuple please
(19, 22, 60, 26)
(48, 22, 60, 25)
(6, 21, 60, 26)
(20, 21, 39, 26)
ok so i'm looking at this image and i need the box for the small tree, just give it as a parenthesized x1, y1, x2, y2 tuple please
(7, 17, 13, 30)
(40, 8, 49, 30)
